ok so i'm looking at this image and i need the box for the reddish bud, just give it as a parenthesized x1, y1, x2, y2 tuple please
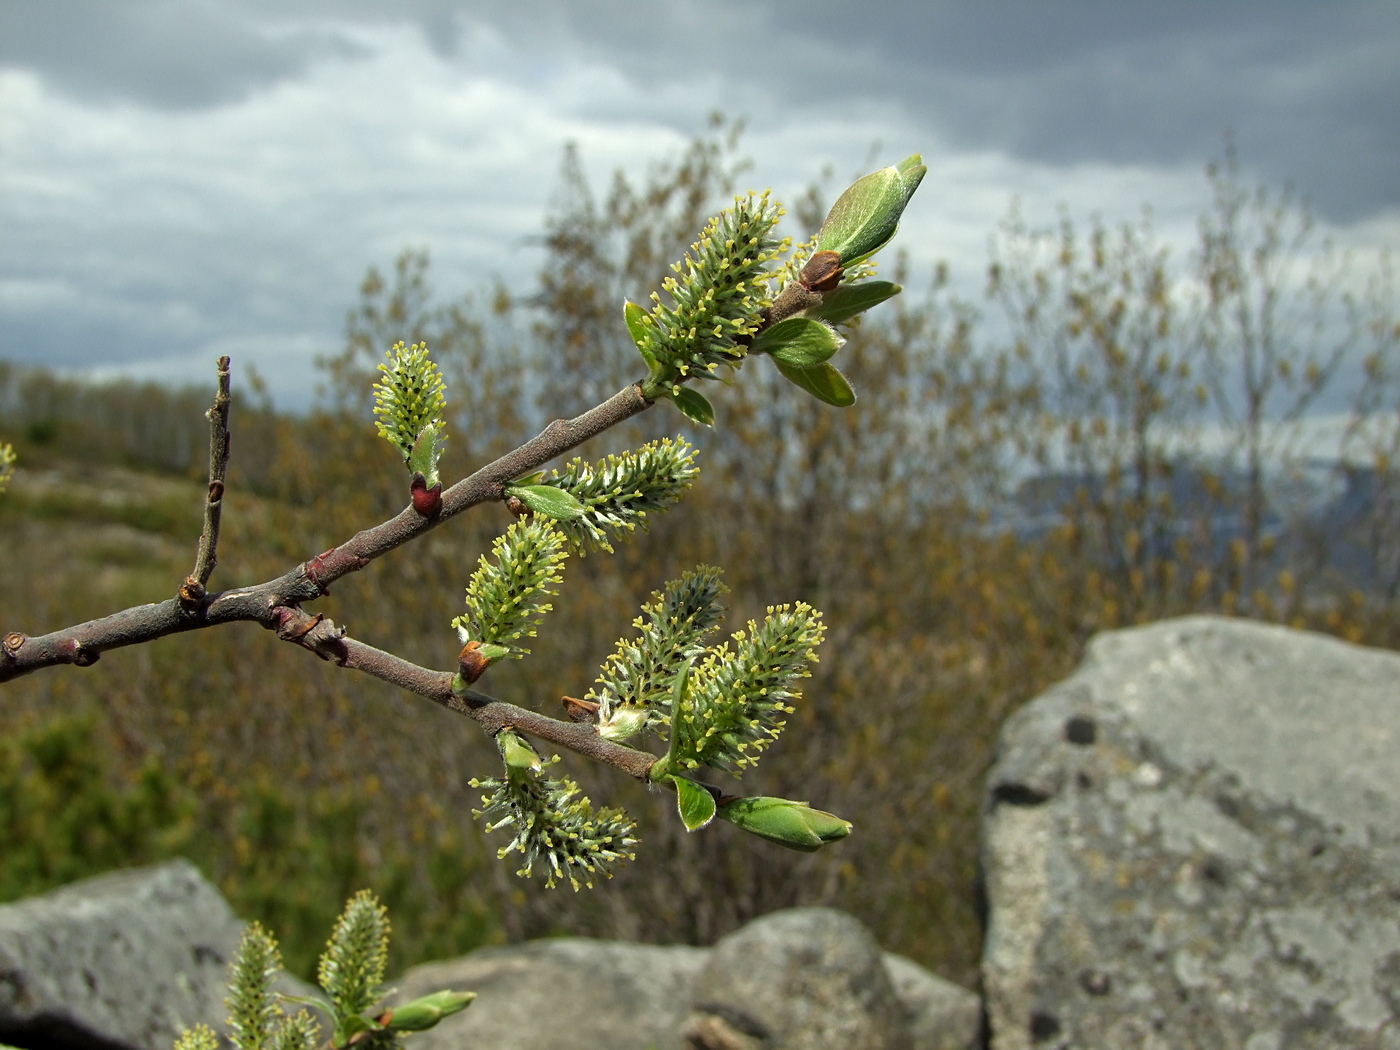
(458, 640, 491, 684)
(504, 495, 531, 518)
(411, 474, 442, 517)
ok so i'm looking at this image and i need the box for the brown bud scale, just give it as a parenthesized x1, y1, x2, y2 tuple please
(458, 640, 491, 684)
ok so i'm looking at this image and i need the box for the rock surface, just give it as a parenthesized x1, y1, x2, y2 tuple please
(683, 908, 910, 1050)
(981, 615, 1400, 1050)
(397, 909, 980, 1050)
(0, 861, 245, 1050)
(393, 938, 709, 1050)
(884, 952, 982, 1050)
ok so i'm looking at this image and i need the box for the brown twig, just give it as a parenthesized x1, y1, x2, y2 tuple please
(270, 606, 657, 780)
(180, 356, 232, 609)
(0, 275, 819, 685)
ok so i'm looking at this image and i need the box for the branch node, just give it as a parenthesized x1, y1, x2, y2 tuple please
(68, 639, 99, 667)
(178, 575, 207, 612)
(2, 632, 26, 658)
(410, 473, 443, 517)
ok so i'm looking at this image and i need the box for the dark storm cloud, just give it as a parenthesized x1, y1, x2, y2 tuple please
(406, 0, 1400, 223)
(0, 0, 364, 109)
(4, 2, 1394, 221)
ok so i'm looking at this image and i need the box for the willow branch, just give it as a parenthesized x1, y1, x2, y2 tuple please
(180, 355, 232, 608)
(0, 274, 820, 685)
(0, 381, 652, 682)
(269, 606, 657, 780)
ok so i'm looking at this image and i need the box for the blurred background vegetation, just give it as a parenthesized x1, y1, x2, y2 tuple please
(1, 124, 1396, 989)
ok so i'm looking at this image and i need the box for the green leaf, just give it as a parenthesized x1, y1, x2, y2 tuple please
(816, 155, 926, 265)
(498, 731, 542, 772)
(504, 483, 586, 521)
(715, 796, 852, 852)
(804, 281, 902, 326)
(673, 776, 717, 831)
(670, 387, 715, 427)
(407, 419, 446, 487)
(751, 317, 843, 368)
(477, 642, 513, 662)
(332, 1012, 374, 1047)
(385, 990, 476, 1032)
(774, 360, 857, 407)
(624, 300, 657, 372)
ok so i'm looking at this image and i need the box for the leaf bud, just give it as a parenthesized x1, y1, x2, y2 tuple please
(598, 706, 648, 743)
(716, 796, 852, 852)
(382, 990, 476, 1032)
(816, 154, 926, 266)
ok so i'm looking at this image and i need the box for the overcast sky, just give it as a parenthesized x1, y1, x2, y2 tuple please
(2, 1, 1397, 408)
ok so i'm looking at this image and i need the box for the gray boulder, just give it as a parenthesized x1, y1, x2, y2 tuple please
(683, 908, 910, 1050)
(0, 860, 244, 1050)
(393, 938, 708, 1050)
(397, 909, 980, 1050)
(980, 615, 1400, 1050)
(884, 953, 982, 1050)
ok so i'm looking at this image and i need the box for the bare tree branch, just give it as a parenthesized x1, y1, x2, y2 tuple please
(180, 355, 233, 610)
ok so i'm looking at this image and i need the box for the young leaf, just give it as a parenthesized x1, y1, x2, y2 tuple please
(751, 317, 843, 368)
(498, 730, 542, 772)
(774, 360, 857, 407)
(407, 419, 447, 489)
(671, 387, 715, 427)
(715, 796, 852, 852)
(816, 155, 926, 266)
(673, 776, 717, 831)
(384, 990, 477, 1032)
(504, 483, 586, 521)
(624, 300, 658, 372)
(803, 281, 902, 327)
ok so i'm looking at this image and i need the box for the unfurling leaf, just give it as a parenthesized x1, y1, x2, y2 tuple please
(716, 796, 852, 852)
(407, 419, 447, 489)
(673, 776, 717, 831)
(804, 280, 902, 326)
(816, 154, 926, 266)
(774, 359, 857, 407)
(384, 990, 476, 1032)
(498, 730, 542, 772)
(624, 300, 658, 372)
(670, 386, 715, 427)
(751, 317, 843, 368)
(504, 483, 587, 521)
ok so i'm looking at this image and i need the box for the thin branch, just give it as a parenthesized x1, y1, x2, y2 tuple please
(0, 276, 818, 684)
(181, 356, 233, 608)
(269, 606, 657, 780)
